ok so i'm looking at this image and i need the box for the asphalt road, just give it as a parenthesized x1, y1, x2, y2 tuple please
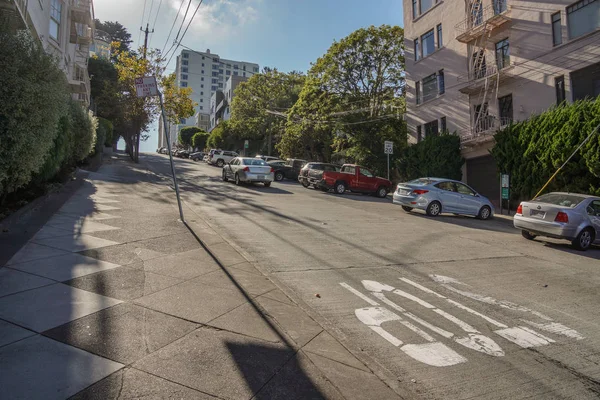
(143, 153, 600, 400)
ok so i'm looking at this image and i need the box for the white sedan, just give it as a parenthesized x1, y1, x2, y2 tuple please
(222, 157, 274, 187)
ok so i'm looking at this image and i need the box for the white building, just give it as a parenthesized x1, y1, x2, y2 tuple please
(1, 0, 95, 106)
(210, 75, 248, 130)
(404, 0, 600, 206)
(171, 48, 259, 137)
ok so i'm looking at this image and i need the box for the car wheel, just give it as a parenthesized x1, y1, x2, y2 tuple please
(376, 186, 388, 198)
(301, 180, 310, 188)
(222, 170, 228, 182)
(572, 228, 594, 251)
(477, 206, 492, 220)
(264, 181, 271, 187)
(521, 230, 536, 240)
(275, 171, 284, 181)
(401, 206, 413, 212)
(235, 174, 241, 186)
(216, 159, 224, 167)
(334, 182, 346, 195)
(426, 201, 441, 217)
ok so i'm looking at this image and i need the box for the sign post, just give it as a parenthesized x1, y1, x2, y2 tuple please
(384, 141, 393, 181)
(135, 76, 185, 222)
(244, 140, 249, 156)
(500, 173, 510, 215)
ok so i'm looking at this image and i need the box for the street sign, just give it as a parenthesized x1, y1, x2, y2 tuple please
(135, 76, 158, 98)
(244, 140, 249, 149)
(501, 187, 509, 200)
(384, 141, 393, 155)
(501, 174, 510, 188)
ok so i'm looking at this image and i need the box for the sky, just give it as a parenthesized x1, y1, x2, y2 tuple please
(94, 0, 404, 152)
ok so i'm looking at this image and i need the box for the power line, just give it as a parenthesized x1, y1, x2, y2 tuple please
(165, 1, 207, 67)
(148, 0, 163, 48)
(172, 0, 193, 49)
(161, 0, 186, 56)
(137, 0, 148, 49)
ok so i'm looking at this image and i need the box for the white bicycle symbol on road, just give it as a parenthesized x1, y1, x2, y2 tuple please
(340, 275, 584, 367)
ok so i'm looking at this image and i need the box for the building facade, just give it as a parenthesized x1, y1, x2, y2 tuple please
(210, 75, 248, 130)
(172, 48, 259, 137)
(1, 0, 95, 107)
(404, 0, 600, 205)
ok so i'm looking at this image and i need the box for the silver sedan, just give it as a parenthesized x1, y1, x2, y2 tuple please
(393, 177, 495, 220)
(222, 157, 274, 187)
(514, 192, 600, 250)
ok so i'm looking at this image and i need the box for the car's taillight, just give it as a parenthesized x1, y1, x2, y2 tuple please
(555, 212, 569, 223)
(412, 189, 429, 195)
(270, 167, 274, 173)
(242, 166, 249, 172)
(516, 204, 523, 215)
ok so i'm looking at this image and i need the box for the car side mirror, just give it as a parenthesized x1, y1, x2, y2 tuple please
(475, 193, 480, 197)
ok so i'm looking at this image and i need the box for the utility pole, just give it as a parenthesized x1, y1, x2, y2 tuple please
(140, 23, 154, 59)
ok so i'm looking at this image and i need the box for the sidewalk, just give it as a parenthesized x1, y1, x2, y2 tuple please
(0, 154, 405, 400)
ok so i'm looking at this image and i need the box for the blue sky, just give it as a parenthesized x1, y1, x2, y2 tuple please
(95, 0, 404, 152)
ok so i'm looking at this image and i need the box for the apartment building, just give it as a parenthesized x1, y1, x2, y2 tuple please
(1, 0, 95, 106)
(404, 0, 600, 204)
(172, 48, 259, 138)
(210, 75, 249, 130)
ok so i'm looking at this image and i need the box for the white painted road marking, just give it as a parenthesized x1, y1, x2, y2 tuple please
(340, 282, 379, 306)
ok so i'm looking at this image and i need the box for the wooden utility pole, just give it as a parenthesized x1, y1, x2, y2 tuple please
(140, 23, 154, 59)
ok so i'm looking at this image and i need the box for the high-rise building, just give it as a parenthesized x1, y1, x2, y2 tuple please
(172, 48, 259, 138)
(404, 0, 600, 205)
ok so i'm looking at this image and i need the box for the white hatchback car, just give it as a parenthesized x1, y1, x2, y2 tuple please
(209, 150, 238, 167)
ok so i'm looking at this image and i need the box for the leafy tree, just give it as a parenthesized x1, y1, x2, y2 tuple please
(161, 72, 195, 125)
(398, 134, 464, 181)
(94, 20, 133, 53)
(179, 126, 201, 147)
(207, 121, 237, 150)
(229, 70, 305, 155)
(97, 117, 114, 147)
(191, 131, 210, 150)
(0, 29, 69, 197)
(69, 100, 97, 163)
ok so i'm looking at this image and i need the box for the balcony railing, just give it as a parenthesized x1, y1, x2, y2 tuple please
(70, 0, 93, 25)
(455, 1, 510, 43)
(460, 116, 513, 143)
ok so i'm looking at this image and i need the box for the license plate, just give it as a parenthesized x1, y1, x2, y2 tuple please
(530, 210, 545, 218)
(398, 189, 409, 195)
(257, 175, 265, 180)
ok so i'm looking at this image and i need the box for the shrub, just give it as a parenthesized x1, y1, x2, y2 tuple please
(0, 29, 69, 195)
(69, 101, 97, 163)
(398, 133, 464, 181)
(97, 117, 114, 148)
(178, 126, 201, 147)
(191, 131, 209, 150)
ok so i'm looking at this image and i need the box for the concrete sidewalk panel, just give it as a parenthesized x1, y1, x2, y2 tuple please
(135, 248, 220, 280)
(81, 243, 166, 266)
(0, 335, 123, 400)
(5, 243, 70, 266)
(204, 241, 247, 267)
(32, 233, 121, 253)
(44, 303, 198, 364)
(208, 302, 282, 343)
(0, 268, 54, 297)
(0, 283, 121, 332)
(0, 320, 35, 347)
(45, 220, 121, 235)
(9, 253, 121, 282)
(70, 367, 216, 399)
(66, 265, 182, 301)
(134, 279, 248, 324)
(133, 328, 294, 400)
(32, 226, 73, 240)
(303, 331, 371, 373)
(195, 268, 276, 297)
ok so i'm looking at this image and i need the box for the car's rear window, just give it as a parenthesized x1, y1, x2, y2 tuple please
(242, 159, 267, 166)
(533, 193, 586, 207)
(408, 178, 436, 185)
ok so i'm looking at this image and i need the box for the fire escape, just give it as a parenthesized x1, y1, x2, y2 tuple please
(68, 0, 94, 105)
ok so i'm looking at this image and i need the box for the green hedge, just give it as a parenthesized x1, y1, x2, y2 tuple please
(398, 133, 464, 181)
(490, 99, 600, 200)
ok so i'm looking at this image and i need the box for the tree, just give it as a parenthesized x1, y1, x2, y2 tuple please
(0, 29, 69, 197)
(191, 131, 209, 150)
(398, 134, 464, 181)
(229, 70, 305, 155)
(207, 121, 237, 150)
(88, 56, 122, 146)
(179, 126, 201, 147)
(94, 20, 133, 53)
(277, 25, 407, 172)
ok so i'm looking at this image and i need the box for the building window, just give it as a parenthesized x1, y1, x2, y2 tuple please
(213, 57, 218, 62)
(182, 60, 189, 66)
(182, 67, 188, 73)
(200, 106, 203, 110)
(182, 52, 189, 59)
(498, 94, 513, 122)
(552, 12, 562, 46)
(201, 70, 204, 74)
(420, 0, 434, 14)
(213, 64, 219, 70)
(182, 74, 188, 80)
(422, 73, 438, 102)
(201, 84, 204, 88)
(212, 72, 218, 77)
(226, 70, 231, 75)
(200, 99, 203, 102)
(438, 69, 445, 94)
(254, 67, 259, 72)
(414, 38, 420, 61)
(555, 75, 566, 104)
(412, 0, 417, 18)
(416, 81, 421, 104)
(219, 69, 223, 74)
(495, 38, 510, 69)
(243, 72, 246, 77)
(202, 63, 205, 67)
(440, 116, 447, 133)
(49, 0, 61, 41)
(212, 78, 218, 84)
(234, 71, 239, 76)
(424, 120, 439, 136)
(180, 82, 188, 87)
(436, 24, 442, 48)
(421, 29, 435, 58)
(180, 118, 186, 124)
(212, 85, 217, 91)
(201, 77, 204, 81)
(417, 125, 422, 142)
(234, 65, 239, 69)
(202, 56, 205, 59)
(494, 0, 508, 13)
(218, 83, 223, 88)
(567, 0, 600, 39)
(243, 65, 246, 71)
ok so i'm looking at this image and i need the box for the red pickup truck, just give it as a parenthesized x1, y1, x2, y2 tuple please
(320, 164, 392, 198)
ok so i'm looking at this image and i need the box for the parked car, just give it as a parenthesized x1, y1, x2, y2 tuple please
(210, 150, 238, 167)
(319, 164, 391, 198)
(268, 160, 296, 181)
(285, 158, 308, 180)
(205, 149, 218, 162)
(514, 192, 600, 250)
(298, 163, 341, 188)
(190, 151, 205, 161)
(255, 155, 281, 162)
(157, 147, 165, 153)
(222, 157, 274, 186)
(393, 178, 494, 219)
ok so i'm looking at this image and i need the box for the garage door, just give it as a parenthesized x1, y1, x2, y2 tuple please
(466, 155, 499, 205)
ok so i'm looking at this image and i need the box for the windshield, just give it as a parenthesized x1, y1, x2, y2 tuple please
(532, 193, 586, 208)
(408, 178, 436, 185)
(242, 159, 268, 166)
